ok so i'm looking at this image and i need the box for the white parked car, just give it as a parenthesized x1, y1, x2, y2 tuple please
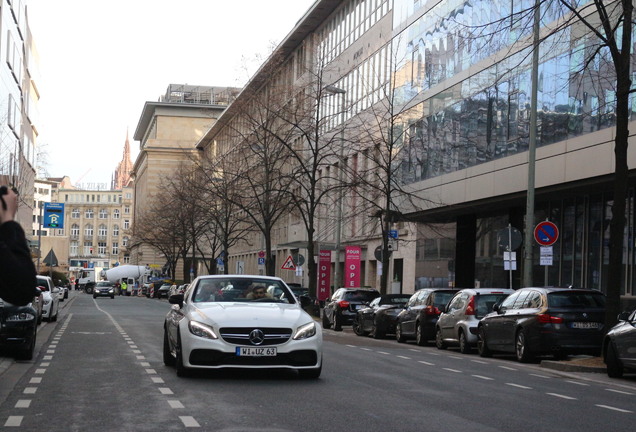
(163, 275, 322, 378)
(36, 275, 60, 322)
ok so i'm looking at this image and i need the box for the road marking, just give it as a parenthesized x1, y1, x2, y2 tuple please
(40, 362, 50, 367)
(140, 362, 151, 367)
(360, 348, 372, 351)
(29, 378, 42, 384)
(346, 345, 356, 348)
(547, 393, 577, 400)
(566, 380, 589, 386)
(409, 349, 422, 353)
(397, 356, 411, 360)
(449, 356, 462, 360)
(136, 355, 146, 360)
(443, 368, 462, 373)
(146, 369, 157, 374)
(596, 405, 633, 413)
(4, 416, 22, 427)
(418, 361, 435, 366)
(46, 350, 55, 354)
(43, 355, 53, 360)
(133, 350, 142, 354)
(180, 416, 201, 427)
(605, 388, 634, 396)
(428, 352, 441, 356)
(472, 375, 494, 380)
(159, 387, 174, 395)
(471, 360, 488, 364)
(529, 374, 550, 379)
(14, 400, 31, 408)
(499, 366, 517, 371)
(23, 388, 37, 394)
(506, 383, 532, 390)
(377, 351, 390, 355)
(151, 377, 165, 384)
(168, 400, 184, 409)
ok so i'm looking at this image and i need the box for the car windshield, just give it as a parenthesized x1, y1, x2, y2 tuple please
(433, 292, 456, 307)
(475, 294, 510, 318)
(547, 291, 606, 308)
(96, 282, 112, 287)
(380, 294, 410, 305)
(343, 290, 380, 302)
(191, 278, 296, 304)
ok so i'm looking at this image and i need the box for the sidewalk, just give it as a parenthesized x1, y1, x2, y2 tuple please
(541, 355, 606, 373)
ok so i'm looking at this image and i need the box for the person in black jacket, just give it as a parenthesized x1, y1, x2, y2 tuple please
(0, 186, 37, 306)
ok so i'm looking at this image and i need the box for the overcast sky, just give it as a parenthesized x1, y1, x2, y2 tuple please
(28, 0, 315, 187)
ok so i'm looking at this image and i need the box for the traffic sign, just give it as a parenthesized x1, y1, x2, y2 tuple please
(498, 226, 522, 250)
(281, 255, 296, 270)
(534, 221, 559, 246)
(43, 202, 65, 228)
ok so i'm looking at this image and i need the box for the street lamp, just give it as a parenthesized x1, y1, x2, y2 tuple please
(324, 84, 346, 292)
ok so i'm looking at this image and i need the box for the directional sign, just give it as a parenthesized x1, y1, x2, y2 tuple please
(43, 202, 65, 228)
(534, 221, 559, 246)
(281, 255, 296, 270)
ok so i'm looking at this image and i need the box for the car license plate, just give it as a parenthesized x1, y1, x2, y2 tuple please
(235, 347, 277, 356)
(571, 322, 600, 329)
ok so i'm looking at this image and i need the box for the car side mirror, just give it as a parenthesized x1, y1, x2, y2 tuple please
(493, 303, 502, 313)
(34, 287, 42, 296)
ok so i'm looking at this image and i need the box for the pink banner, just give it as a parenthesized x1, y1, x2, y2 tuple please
(317, 250, 331, 301)
(344, 246, 361, 287)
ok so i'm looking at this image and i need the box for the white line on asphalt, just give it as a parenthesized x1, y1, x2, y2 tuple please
(14, 400, 31, 408)
(168, 400, 185, 409)
(546, 393, 577, 400)
(151, 377, 165, 384)
(397, 356, 411, 360)
(136, 355, 145, 360)
(428, 352, 441, 356)
(133, 350, 141, 354)
(506, 383, 532, 390)
(159, 388, 174, 395)
(346, 345, 356, 348)
(140, 362, 151, 367)
(471, 360, 488, 364)
(29, 378, 41, 384)
(4, 416, 22, 427)
(472, 375, 494, 380)
(360, 348, 372, 351)
(43, 355, 53, 360)
(23, 388, 37, 394)
(449, 356, 463, 360)
(605, 388, 634, 395)
(596, 405, 633, 413)
(418, 361, 435, 366)
(566, 380, 589, 386)
(40, 362, 49, 367)
(443, 368, 462, 373)
(145, 369, 157, 374)
(377, 351, 390, 355)
(499, 366, 517, 371)
(409, 349, 422, 352)
(180, 416, 201, 427)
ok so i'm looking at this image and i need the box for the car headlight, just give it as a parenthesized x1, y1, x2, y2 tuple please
(188, 320, 218, 339)
(7, 312, 35, 322)
(293, 322, 317, 340)
(109, 289, 114, 293)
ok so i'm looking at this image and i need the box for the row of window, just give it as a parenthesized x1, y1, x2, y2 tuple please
(63, 192, 131, 203)
(68, 222, 130, 237)
(70, 239, 128, 256)
(70, 208, 130, 218)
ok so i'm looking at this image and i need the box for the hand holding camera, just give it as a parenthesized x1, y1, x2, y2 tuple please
(0, 185, 19, 224)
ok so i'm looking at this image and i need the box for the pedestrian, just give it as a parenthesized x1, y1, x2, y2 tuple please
(0, 185, 37, 306)
(121, 280, 128, 296)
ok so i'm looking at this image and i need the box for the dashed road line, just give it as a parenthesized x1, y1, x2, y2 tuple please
(596, 404, 633, 413)
(180, 416, 201, 427)
(605, 388, 634, 396)
(547, 393, 577, 400)
(566, 380, 589, 386)
(443, 368, 462, 373)
(472, 375, 494, 381)
(506, 383, 532, 390)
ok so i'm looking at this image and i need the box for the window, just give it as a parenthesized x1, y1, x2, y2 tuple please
(99, 209, 108, 219)
(84, 241, 93, 255)
(123, 255, 130, 264)
(98, 224, 107, 237)
(122, 236, 129, 247)
(124, 219, 130, 230)
(72, 209, 80, 218)
(124, 206, 130, 214)
(70, 242, 79, 256)
(113, 225, 119, 236)
(85, 209, 94, 218)
(85, 224, 93, 236)
(98, 242, 106, 255)
(113, 209, 120, 219)
(112, 242, 119, 255)
(71, 224, 80, 236)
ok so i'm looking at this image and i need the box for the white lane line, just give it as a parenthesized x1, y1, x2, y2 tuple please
(40, 363, 50, 367)
(151, 377, 165, 384)
(346, 345, 356, 348)
(499, 366, 517, 371)
(360, 348, 372, 351)
(443, 368, 462, 373)
(377, 351, 390, 355)
(397, 356, 411, 360)
(133, 350, 142, 354)
(168, 400, 185, 409)
(449, 356, 463, 360)
(180, 416, 201, 427)
(23, 388, 37, 394)
(471, 360, 488, 364)
(145, 369, 157, 374)
(136, 355, 145, 360)
(29, 377, 42, 384)
(428, 352, 441, 356)
(506, 383, 532, 390)
(4, 416, 22, 427)
(159, 388, 174, 395)
(140, 362, 151, 367)
(43, 356, 53, 360)
(472, 375, 494, 380)
(15, 400, 31, 408)
(409, 349, 422, 353)
(596, 405, 633, 413)
(418, 361, 435, 366)
(565, 380, 589, 386)
(605, 388, 634, 396)
(547, 393, 577, 400)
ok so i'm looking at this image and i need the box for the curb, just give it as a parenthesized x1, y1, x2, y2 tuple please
(540, 360, 606, 373)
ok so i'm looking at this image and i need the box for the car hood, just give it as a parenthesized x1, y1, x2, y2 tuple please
(188, 302, 312, 328)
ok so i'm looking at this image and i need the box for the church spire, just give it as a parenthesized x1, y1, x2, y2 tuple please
(113, 129, 134, 189)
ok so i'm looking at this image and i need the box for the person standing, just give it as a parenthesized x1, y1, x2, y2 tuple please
(121, 280, 128, 296)
(0, 186, 37, 306)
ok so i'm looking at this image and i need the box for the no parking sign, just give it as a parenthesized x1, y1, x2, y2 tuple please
(534, 221, 559, 246)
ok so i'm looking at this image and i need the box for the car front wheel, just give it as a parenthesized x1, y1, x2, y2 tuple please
(435, 327, 447, 350)
(321, 312, 332, 329)
(333, 313, 342, 331)
(515, 328, 533, 363)
(605, 341, 623, 378)
(396, 323, 406, 343)
(416, 322, 428, 346)
(175, 332, 190, 377)
(477, 327, 492, 357)
(352, 318, 368, 336)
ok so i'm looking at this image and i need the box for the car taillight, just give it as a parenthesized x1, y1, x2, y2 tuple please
(465, 297, 475, 315)
(338, 300, 350, 309)
(537, 314, 563, 324)
(425, 305, 440, 315)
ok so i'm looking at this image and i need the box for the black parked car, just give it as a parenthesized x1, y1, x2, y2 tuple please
(395, 288, 460, 345)
(322, 288, 380, 331)
(603, 308, 636, 377)
(157, 283, 172, 299)
(477, 287, 606, 362)
(353, 294, 411, 338)
(0, 288, 41, 360)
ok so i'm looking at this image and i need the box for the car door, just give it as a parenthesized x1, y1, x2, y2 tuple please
(401, 290, 429, 336)
(483, 291, 521, 349)
(499, 291, 532, 351)
(325, 289, 343, 324)
(439, 292, 468, 341)
(616, 310, 636, 368)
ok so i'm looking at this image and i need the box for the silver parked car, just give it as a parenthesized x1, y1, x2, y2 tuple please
(435, 288, 514, 353)
(603, 308, 636, 378)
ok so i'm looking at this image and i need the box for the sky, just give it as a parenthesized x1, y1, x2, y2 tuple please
(27, 0, 315, 188)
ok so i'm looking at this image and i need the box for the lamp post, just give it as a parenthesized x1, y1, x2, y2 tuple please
(324, 85, 346, 292)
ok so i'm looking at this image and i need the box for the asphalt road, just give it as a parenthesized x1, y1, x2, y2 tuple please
(0, 291, 635, 431)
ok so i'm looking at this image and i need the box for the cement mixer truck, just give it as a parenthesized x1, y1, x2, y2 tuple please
(103, 265, 152, 295)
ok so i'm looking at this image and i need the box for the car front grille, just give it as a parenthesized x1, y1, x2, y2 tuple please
(219, 327, 292, 346)
(189, 349, 317, 367)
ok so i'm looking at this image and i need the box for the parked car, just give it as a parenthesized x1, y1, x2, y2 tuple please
(163, 275, 322, 378)
(93, 281, 116, 299)
(435, 288, 514, 353)
(395, 288, 460, 345)
(286, 283, 319, 317)
(56, 284, 66, 302)
(0, 289, 41, 360)
(37, 275, 60, 322)
(477, 287, 606, 362)
(353, 294, 411, 338)
(603, 308, 636, 378)
(322, 288, 381, 331)
(157, 283, 172, 299)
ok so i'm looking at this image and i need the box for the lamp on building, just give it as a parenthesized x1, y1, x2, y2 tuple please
(324, 84, 346, 291)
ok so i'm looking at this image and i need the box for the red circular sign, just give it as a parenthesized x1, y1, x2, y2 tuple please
(258, 250, 265, 258)
(534, 221, 559, 246)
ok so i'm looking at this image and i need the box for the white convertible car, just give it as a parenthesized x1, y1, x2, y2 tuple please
(163, 275, 323, 378)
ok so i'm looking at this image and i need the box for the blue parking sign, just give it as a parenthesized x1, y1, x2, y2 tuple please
(43, 202, 65, 228)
